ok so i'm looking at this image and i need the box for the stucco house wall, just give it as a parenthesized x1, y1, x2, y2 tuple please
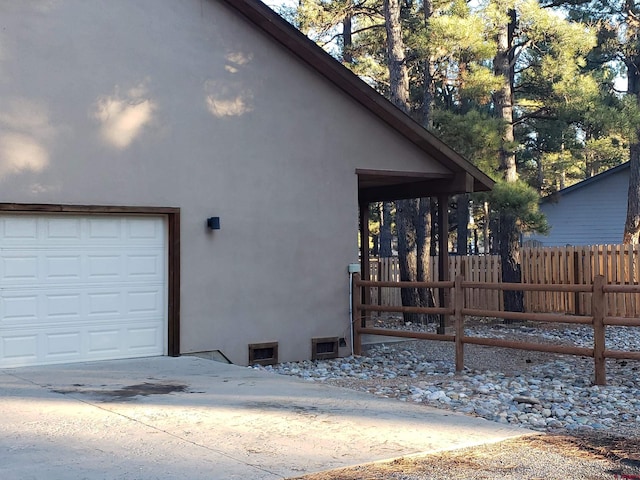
(0, 0, 484, 365)
(528, 164, 629, 247)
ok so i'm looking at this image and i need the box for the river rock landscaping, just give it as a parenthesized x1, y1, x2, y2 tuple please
(254, 319, 640, 437)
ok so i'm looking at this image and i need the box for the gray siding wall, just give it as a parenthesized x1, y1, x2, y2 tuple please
(529, 169, 629, 246)
(0, 0, 449, 364)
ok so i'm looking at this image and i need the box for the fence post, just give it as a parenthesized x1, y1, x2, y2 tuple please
(573, 250, 581, 315)
(352, 272, 362, 356)
(454, 274, 465, 372)
(592, 275, 606, 385)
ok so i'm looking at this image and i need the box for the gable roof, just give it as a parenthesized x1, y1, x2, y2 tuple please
(218, 0, 494, 194)
(542, 162, 629, 204)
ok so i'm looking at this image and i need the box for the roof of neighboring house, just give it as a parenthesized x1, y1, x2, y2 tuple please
(542, 162, 629, 204)
(218, 0, 495, 195)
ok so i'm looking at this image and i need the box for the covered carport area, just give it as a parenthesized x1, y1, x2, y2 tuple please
(356, 133, 495, 333)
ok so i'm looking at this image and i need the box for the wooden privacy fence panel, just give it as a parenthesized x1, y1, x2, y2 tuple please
(522, 244, 640, 318)
(369, 255, 502, 311)
(370, 245, 640, 317)
(369, 257, 402, 307)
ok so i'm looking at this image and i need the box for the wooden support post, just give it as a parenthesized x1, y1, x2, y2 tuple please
(437, 195, 450, 334)
(592, 275, 606, 385)
(359, 200, 371, 327)
(376, 259, 382, 314)
(360, 201, 371, 327)
(454, 274, 465, 372)
(352, 272, 362, 355)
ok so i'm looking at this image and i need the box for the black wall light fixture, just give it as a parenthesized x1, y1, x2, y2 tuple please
(206, 217, 220, 230)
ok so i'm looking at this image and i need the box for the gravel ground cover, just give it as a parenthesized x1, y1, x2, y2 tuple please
(287, 434, 640, 480)
(253, 317, 640, 479)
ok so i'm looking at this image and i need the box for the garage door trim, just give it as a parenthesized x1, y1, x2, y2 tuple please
(0, 203, 180, 358)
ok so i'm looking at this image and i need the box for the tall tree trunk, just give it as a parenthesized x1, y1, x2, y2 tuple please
(384, 0, 422, 322)
(379, 202, 393, 257)
(418, 1, 439, 320)
(494, 6, 523, 312)
(456, 194, 469, 255)
(624, 142, 640, 244)
(498, 211, 523, 311)
(422, 0, 436, 129)
(473, 228, 479, 254)
(297, 0, 310, 36)
(623, 44, 640, 244)
(416, 197, 436, 322)
(384, 0, 409, 108)
(396, 199, 421, 323)
(494, 9, 517, 182)
(483, 200, 490, 254)
(342, 7, 353, 65)
(431, 199, 438, 255)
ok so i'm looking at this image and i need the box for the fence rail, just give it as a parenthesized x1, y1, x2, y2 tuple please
(369, 244, 640, 317)
(352, 273, 640, 385)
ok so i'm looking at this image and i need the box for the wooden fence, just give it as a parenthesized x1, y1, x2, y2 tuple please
(352, 273, 640, 385)
(370, 255, 502, 311)
(522, 244, 640, 317)
(369, 244, 640, 318)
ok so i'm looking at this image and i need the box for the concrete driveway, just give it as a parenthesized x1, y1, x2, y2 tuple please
(0, 356, 529, 479)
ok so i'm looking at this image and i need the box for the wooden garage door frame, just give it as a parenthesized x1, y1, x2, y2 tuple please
(0, 203, 181, 357)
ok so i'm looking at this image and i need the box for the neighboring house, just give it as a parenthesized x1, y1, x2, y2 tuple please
(0, 0, 493, 368)
(527, 163, 630, 247)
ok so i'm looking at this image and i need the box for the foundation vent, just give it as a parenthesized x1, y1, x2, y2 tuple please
(248, 342, 278, 366)
(312, 337, 339, 361)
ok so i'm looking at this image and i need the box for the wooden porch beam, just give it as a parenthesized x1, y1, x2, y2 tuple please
(358, 172, 474, 203)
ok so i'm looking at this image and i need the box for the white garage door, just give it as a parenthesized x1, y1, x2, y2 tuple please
(0, 214, 167, 368)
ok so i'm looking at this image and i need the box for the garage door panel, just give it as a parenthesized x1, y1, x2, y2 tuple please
(87, 217, 123, 240)
(127, 324, 163, 352)
(1, 216, 38, 241)
(45, 217, 82, 240)
(87, 254, 123, 279)
(46, 331, 82, 357)
(127, 217, 163, 240)
(126, 253, 162, 278)
(1, 334, 38, 362)
(2, 294, 39, 323)
(46, 293, 82, 319)
(0, 214, 167, 367)
(87, 291, 123, 316)
(1, 255, 39, 282)
(126, 289, 163, 315)
(45, 254, 82, 280)
(87, 328, 122, 354)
